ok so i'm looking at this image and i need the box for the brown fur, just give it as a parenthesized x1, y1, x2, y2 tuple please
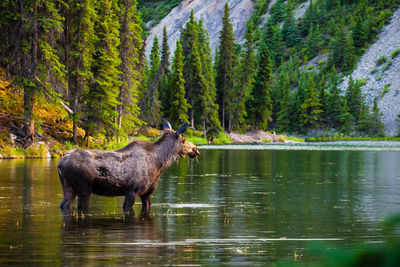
(58, 126, 199, 215)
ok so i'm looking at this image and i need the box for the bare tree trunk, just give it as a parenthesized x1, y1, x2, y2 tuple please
(222, 103, 225, 130)
(21, 1, 38, 147)
(202, 118, 206, 139)
(191, 99, 195, 129)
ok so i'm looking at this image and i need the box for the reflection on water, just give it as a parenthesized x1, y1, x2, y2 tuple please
(1, 145, 400, 265)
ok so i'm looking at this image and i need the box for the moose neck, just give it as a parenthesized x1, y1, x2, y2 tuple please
(154, 138, 180, 173)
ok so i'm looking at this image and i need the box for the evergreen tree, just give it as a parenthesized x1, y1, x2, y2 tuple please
(305, 24, 323, 59)
(149, 35, 160, 81)
(181, 10, 199, 127)
(276, 71, 292, 132)
(232, 22, 256, 131)
(197, 19, 222, 137)
(1, 0, 67, 146)
(370, 97, 385, 136)
(84, 0, 121, 139)
(271, 23, 285, 67)
(346, 76, 362, 121)
(215, 3, 236, 131)
(159, 26, 171, 118)
(342, 32, 357, 73)
(141, 35, 162, 127)
(64, 0, 96, 144)
(116, 0, 143, 139)
(326, 67, 342, 128)
(299, 73, 323, 131)
(169, 40, 190, 128)
(247, 44, 273, 130)
(282, 6, 301, 47)
(352, 15, 367, 49)
(338, 97, 354, 134)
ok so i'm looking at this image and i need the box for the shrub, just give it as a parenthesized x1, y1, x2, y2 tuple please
(381, 83, 391, 99)
(391, 47, 400, 59)
(376, 55, 387, 66)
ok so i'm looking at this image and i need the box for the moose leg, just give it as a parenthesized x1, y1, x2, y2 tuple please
(77, 194, 91, 215)
(60, 189, 76, 214)
(140, 194, 152, 214)
(123, 192, 137, 214)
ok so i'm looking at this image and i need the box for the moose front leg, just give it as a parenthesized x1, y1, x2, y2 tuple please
(140, 194, 152, 213)
(123, 192, 137, 214)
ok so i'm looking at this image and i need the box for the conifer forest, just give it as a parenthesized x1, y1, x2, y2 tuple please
(1, 0, 400, 146)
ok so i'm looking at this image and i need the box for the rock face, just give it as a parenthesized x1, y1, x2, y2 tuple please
(340, 8, 400, 136)
(144, 0, 254, 59)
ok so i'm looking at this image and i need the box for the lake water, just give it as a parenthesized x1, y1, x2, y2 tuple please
(1, 142, 400, 265)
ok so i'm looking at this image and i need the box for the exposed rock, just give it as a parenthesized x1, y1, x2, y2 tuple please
(144, 0, 254, 59)
(228, 130, 286, 143)
(340, 8, 400, 136)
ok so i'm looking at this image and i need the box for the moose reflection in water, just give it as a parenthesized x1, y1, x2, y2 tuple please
(57, 121, 199, 215)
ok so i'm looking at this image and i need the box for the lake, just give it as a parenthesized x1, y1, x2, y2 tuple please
(1, 142, 400, 265)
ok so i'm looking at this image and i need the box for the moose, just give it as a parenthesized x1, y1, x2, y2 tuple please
(57, 121, 199, 215)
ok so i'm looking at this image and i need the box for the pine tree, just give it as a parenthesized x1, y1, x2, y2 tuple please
(338, 97, 354, 134)
(64, 0, 96, 144)
(149, 35, 160, 81)
(247, 44, 273, 130)
(1, 0, 67, 146)
(116, 0, 143, 139)
(215, 2, 236, 131)
(197, 19, 222, 137)
(326, 67, 342, 128)
(305, 24, 323, 59)
(231, 22, 256, 131)
(141, 35, 162, 127)
(84, 0, 121, 139)
(282, 6, 301, 47)
(159, 26, 171, 118)
(276, 71, 292, 132)
(299, 73, 323, 132)
(181, 10, 199, 127)
(346, 76, 362, 121)
(352, 15, 367, 49)
(370, 97, 385, 136)
(169, 40, 190, 128)
(342, 32, 357, 73)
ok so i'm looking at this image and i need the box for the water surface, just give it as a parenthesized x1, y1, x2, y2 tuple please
(1, 143, 400, 265)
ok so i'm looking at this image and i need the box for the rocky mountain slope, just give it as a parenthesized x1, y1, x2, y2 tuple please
(144, 0, 254, 58)
(340, 8, 400, 136)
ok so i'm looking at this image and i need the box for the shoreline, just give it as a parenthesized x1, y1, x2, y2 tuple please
(2, 137, 400, 159)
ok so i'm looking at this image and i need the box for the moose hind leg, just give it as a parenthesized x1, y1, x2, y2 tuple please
(60, 186, 76, 214)
(77, 194, 91, 215)
(123, 192, 137, 214)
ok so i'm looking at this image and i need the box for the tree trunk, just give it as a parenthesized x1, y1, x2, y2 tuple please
(222, 103, 225, 130)
(191, 99, 195, 128)
(21, 1, 38, 147)
(202, 118, 206, 140)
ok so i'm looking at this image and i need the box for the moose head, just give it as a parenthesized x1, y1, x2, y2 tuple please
(162, 120, 200, 159)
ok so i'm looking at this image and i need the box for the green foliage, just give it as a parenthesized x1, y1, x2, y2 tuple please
(391, 47, 400, 59)
(377, 55, 388, 66)
(169, 40, 190, 128)
(215, 3, 236, 131)
(247, 44, 273, 130)
(299, 72, 323, 131)
(381, 83, 391, 99)
(138, 0, 182, 27)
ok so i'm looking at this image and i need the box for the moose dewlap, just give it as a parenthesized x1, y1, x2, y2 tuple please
(57, 122, 199, 215)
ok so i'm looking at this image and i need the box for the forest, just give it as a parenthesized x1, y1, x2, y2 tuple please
(1, 0, 400, 149)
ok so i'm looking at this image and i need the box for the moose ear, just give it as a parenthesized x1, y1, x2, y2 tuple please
(175, 122, 188, 136)
(163, 119, 172, 130)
